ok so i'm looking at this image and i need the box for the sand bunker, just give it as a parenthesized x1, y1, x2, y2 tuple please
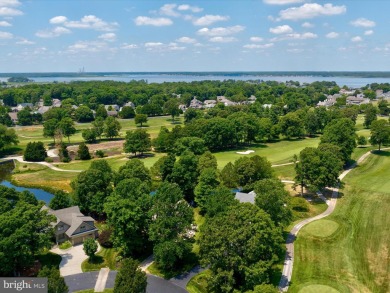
(236, 150, 255, 155)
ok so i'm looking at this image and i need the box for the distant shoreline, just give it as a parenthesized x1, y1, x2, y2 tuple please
(1, 71, 390, 78)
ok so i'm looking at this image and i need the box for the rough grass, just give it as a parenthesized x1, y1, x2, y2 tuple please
(289, 152, 390, 293)
(186, 269, 211, 293)
(81, 248, 118, 272)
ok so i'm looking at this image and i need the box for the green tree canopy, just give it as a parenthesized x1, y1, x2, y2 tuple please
(135, 113, 148, 127)
(83, 238, 98, 257)
(75, 105, 94, 122)
(24, 141, 47, 162)
(0, 124, 18, 154)
(49, 190, 72, 210)
(38, 267, 68, 293)
(114, 258, 147, 293)
(116, 159, 151, 186)
(370, 119, 390, 150)
(124, 129, 151, 156)
(104, 116, 121, 139)
(199, 203, 284, 292)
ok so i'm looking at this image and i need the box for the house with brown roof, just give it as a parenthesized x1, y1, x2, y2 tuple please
(43, 206, 98, 245)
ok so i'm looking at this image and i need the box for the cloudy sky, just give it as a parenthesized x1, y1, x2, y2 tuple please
(0, 0, 389, 72)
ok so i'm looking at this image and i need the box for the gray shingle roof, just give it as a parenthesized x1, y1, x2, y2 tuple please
(235, 191, 256, 204)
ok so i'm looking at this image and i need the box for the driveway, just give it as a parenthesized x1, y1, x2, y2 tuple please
(50, 244, 90, 276)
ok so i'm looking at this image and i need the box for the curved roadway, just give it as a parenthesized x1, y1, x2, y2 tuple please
(278, 149, 375, 292)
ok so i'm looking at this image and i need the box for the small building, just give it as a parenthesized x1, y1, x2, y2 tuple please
(37, 106, 52, 115)
(44, 206, 98, 245)
(317, 95, 338, 107)
(217, 96, 236, 106)
(346, 96, 370, 105)
(203, 100, 217, 109)
(52, 99, 62, 108)
(178, 104, 187, 112)
(120, 102, 135, 111)
(235, 191, 256, 204)
(105, 104, 120, 111)
(8, 112, 18, 124)
(189, 97, 203, 109)
(107, 110, 118, 117)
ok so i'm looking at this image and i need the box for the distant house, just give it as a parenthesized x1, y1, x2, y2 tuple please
(120, 102, 135, 111)
(178, 104, 187, 112)
(235, 191, 256, 204)
(217, 96, 236, 106)
(37, 106, 52, 115)
(52, 99, 62, 108)
(203, 100, 217, 109)
(13, 103, 33, 112)
(8, 112, 18, 124)
(107, 110, 118, 117)
(43, 206, 98, 245)
(346, 96, 370, 105)
(189, 97, 203, 109)
(317, 94, 338, 107)
(105, 104, 120, 111)
(248, 95, 257, 104)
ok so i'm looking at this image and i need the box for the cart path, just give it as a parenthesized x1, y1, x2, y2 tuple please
(278, 149, 383, 292)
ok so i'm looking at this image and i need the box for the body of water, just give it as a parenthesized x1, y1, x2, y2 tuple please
(2, 72, 390, 88)
(0, 161, 54, 203)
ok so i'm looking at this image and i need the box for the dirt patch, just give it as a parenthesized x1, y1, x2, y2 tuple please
(67, 140, 125, 157)
(367, 244, 389, 287)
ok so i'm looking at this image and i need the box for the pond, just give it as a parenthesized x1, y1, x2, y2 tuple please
(0, 160, 54, 204)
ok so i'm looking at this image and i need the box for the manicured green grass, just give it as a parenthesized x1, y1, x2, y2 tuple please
(302, 219, 339, 238)
(298, 285, 340, 293)
(273, 163, 296, 180)
(81, 248, 118, 272)
(214, 137, 320, 168)
(186, 269, 211, 293)
(289, 151, 390, 293)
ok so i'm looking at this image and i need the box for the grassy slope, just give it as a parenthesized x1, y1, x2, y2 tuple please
(289, 151, 390, 293)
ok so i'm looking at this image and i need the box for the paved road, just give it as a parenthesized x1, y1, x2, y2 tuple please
(65, 271, 188, 293)
(278, 149, 379, 292)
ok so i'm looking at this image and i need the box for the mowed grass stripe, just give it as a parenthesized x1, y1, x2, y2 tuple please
(290, 152, 390, 293)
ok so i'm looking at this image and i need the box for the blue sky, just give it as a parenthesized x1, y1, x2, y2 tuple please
(0, 0, 389, 72)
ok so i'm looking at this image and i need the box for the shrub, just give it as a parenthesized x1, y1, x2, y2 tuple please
(357, 135, 367, 146)
(77, 142, 91, 160)
(83, 238, 98, 258)
(290, 197, 309, 212)
(59, 241, 72, 250)
(45, 157, 53, 163)
(95, 150, 105, 158)
(24, 141, 47, 162)
(98, 229, 113, 248)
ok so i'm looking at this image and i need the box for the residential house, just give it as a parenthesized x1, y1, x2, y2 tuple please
(43, 206, 98, 245)
(235, 191, 256, 204)
(203, 100, 217, 109)
(36, 106, 52, 115)
(346, 96, 370, 105)
(8, 112, 18, 124)
(317, 94, 339, 107)
(120, 102, 135, 111)
(107, 110, 118, 117)
(189, 97, 203, 109)
(12, 103, 33, 112)
(217, 96, 236, 106)
(178, 104, 187, 112)
(52, 99, 62, 108)
(105, 104, 120, 111)
(248, 95, 257, 104)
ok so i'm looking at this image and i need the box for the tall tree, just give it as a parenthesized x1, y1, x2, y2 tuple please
(320, 118, 357, 163)
(254, 179, 292, 227)
(105, 178, 152, 256)
(370, 120, 390, 151)
(83, 238, 98, 258)
(114, 258, 147, 293)
(135, 114, 148, 127)
(43, 119, 58, 144)
(0, 124, 18, 154)
(92, 117, 105, 140)
(75, 105, 94, 122)
(57, 117, 76, 143)
(278, 112, 305, 139)
(364, 104, 378, 128)
(104, 116, 121, 139)
(199, 203, 284, 292)
(24, 141, 47, 162)
(163, 98, 180, 122)
(38, 267, 68, 293)
(198, 151, 218, 172)
(95, 104, 108, 119)
(124, 129, 151, 156)
(116, 159, 151, 185)
(77, 142, 91, 160)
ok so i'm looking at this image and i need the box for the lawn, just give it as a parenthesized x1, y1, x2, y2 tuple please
(186, 269, 211, 293)
(81, 248, 118, 272)
(214, 137, 320, 168)
(289, 151, 390, 293)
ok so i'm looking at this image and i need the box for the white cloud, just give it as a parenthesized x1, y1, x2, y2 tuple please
(278, 3, 346, 21)
(197, 25, 245, 37)
(134, 16, 173, 26)
(263, 0, 306, 4)
(144, 42, 186, 52)
(67, 41, 111, 54)
(64, 15, 119, 31)
(0, 0, 21, 6)
(98, 33, 116, 42)
(50, 16, 67, 24)
(209, 36, 237, 43)
(326, 32, 339, 39)
(121, 43, 138, 49)
(0, 30, 12, 39)
(271, 32, 317, 41)
(193, 15, 229, 26)
(15, 38, 35, 45)
(0, 20, 11, 26)
(287, 48, 304, 53)
(243, 43, 274, 49)
(364, 30, 374, 36)
(250, 36, 263, 42)
(0, 7, 23, 16)
(159, 4, 180, 17)
(177, 4, 203, 13)
(350, 18, 376, 28)
(302, 22, 313, 28)
(269, 25, 293, 34)
(35, 26, 71, 38)
(176, 36, 197, 44)
(351, 36, 363, 42)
